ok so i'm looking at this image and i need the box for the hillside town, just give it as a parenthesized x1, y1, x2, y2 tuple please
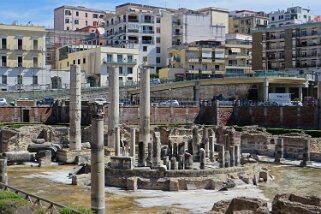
(0, 2, 320, 214)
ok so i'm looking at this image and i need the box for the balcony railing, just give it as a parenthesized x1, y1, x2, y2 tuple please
(128, 29, 139, 33)
(142, 40, 154, 44)
(143, 19, 154, 23)
(142, 30, 154, 34)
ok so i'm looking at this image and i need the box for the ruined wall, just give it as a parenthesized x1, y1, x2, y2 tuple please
(0, 107, 52, 123)
(234, 106, 318, 129)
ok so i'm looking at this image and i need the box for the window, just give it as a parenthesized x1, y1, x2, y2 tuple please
(1, 56, 7, 67)
(66, 27, 70, 31)
(85, 21, 88, 26)
(83, 58, 86, 64)
(272, 16, 275, 21)
(128, 55, 133, 63)
(99, 14, 104, 19)
(65, 18, 70, 24)
(143, 46, 147, 52)
(17, 75, 22, 84)
(119, 66, 123, 74)
(17, 38, 23, 50)
(156, 57, 161, 64)
(156, 17, 161, 23)
(74, 19, 79, 25)
(156, 37, 160, 43)
(33, 57, 38, 67)
(1, 38, 7, 49)
(76, 11, 79, 16)
(127, 67, 133, 74)
(85, 13, 88, 18)
(117, 54, 123, 63)
(32, 75, 38, 85)
(93, 14, 98, 18)
(67, 62, 69, 67)
(17, 56, 23, 67)
(2, 75, 7, 84)
(188, 64, 194, 70)
(156, 47, 161, 53)
(143, 56, 148, 62)
(107, 54, 112, 62)
(73, 60, 76, 64)
(33, 40, 38, 50)
(65, 10, 71, 15)
(156, 27, 160, 33)
(202, 64, 207, 70)
(78, 59, 81, 64)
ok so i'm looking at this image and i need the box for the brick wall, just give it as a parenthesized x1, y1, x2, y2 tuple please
(0, 107, 52, 123)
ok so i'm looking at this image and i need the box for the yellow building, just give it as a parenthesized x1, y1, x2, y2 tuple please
(0, 24, 46, 68)
(56, 45, 139, 87)
(165, 34, 252, 80)
(0, 24, 48, 90)
(167, 40, 226, 80)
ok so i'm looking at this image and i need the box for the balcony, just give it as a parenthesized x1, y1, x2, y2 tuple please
(187, 58, 200, 63)
(127, 29, 139, 33)
(142, 30, 154, 34)
(201, 58, 213, 63)
(297, 53, 321, 58)
(128, 18, 139, 23)
(143, 19, 154, 24)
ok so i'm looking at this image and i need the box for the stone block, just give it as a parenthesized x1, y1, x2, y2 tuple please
(126, 177, 137, 191)
(36, 150, 52, 167)
(169, 179, 179, 191)
(110, 156, 134, 170)
(72, 174, 91, 186)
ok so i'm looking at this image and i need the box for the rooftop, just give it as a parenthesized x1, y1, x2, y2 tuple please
(253, 21, 321, 33)
(54, 5, 106, 13)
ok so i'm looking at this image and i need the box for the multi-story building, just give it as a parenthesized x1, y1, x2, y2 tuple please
(105, 3, 228, 73)
(229, 10, 268, 34)
(105, 3, 164, 73)
(161, 33, 252, 80)
(160, 9, 226, 69)
(252, 22, 321, 73)
(54, 6, 108, 31)
(56, 45, 139, 87)
(268, 6, 314, 28)
(315, 16, 321, 22)
(0, 24, 49, 90)
(198, 7, 230, 34)
(46, 29, 98, 69)
(163, 40, 226, 80)
(225, 34, 252, 75)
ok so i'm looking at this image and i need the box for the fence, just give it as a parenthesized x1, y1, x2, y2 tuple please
(0, 182, 82, 214)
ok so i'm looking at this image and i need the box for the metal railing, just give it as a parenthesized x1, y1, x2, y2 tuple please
(0, 182, 82, 214)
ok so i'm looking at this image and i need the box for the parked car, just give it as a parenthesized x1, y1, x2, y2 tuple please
(150, 78, 161, 85)
(37, 97, 54, 106)
(159, 100, 179, 107)
(303, 96, 317, 106)
(0, 98, 7, 106)
(291, 101, 303, 106)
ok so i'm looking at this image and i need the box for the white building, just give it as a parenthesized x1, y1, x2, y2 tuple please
(268, 6, 314, 27)
(160, 9, 226, 68)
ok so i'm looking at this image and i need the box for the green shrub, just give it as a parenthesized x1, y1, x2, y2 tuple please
(0, 191, 28, 214)
(305, 130, 321, 138)
(234, 126, 243, 132)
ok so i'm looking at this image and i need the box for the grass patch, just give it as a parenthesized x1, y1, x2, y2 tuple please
(59, 205, 93, 214)
(265, 128, 302, 135)
(304, 130, 321, 138)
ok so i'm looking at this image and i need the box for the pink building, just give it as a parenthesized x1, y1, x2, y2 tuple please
(54, 6, 107, 31)
(314, 16, 321, 22)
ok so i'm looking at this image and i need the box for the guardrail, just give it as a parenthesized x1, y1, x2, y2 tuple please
(0, 182, 83, 214)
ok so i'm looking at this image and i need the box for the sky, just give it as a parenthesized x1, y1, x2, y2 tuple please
(0, 0, 320, 28)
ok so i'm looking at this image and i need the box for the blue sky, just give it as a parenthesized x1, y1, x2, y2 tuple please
(0, 0, 320, 28)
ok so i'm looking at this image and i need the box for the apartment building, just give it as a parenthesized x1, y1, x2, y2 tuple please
(0, 24, 49, 91)
(225, 34, 252, 75)
(163, 40, 226, 80)
(160, 9, 226, 69)
(268, 6, 314, 27)
(56, 45, 139, 87)
(54, 6, 107, 31)
(105, 3, 164, 73)
(46, 29, 97, 69)
(252, 22, 321, 73)
(229, 10, 268, 34)
(105, 4, 228, 73)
